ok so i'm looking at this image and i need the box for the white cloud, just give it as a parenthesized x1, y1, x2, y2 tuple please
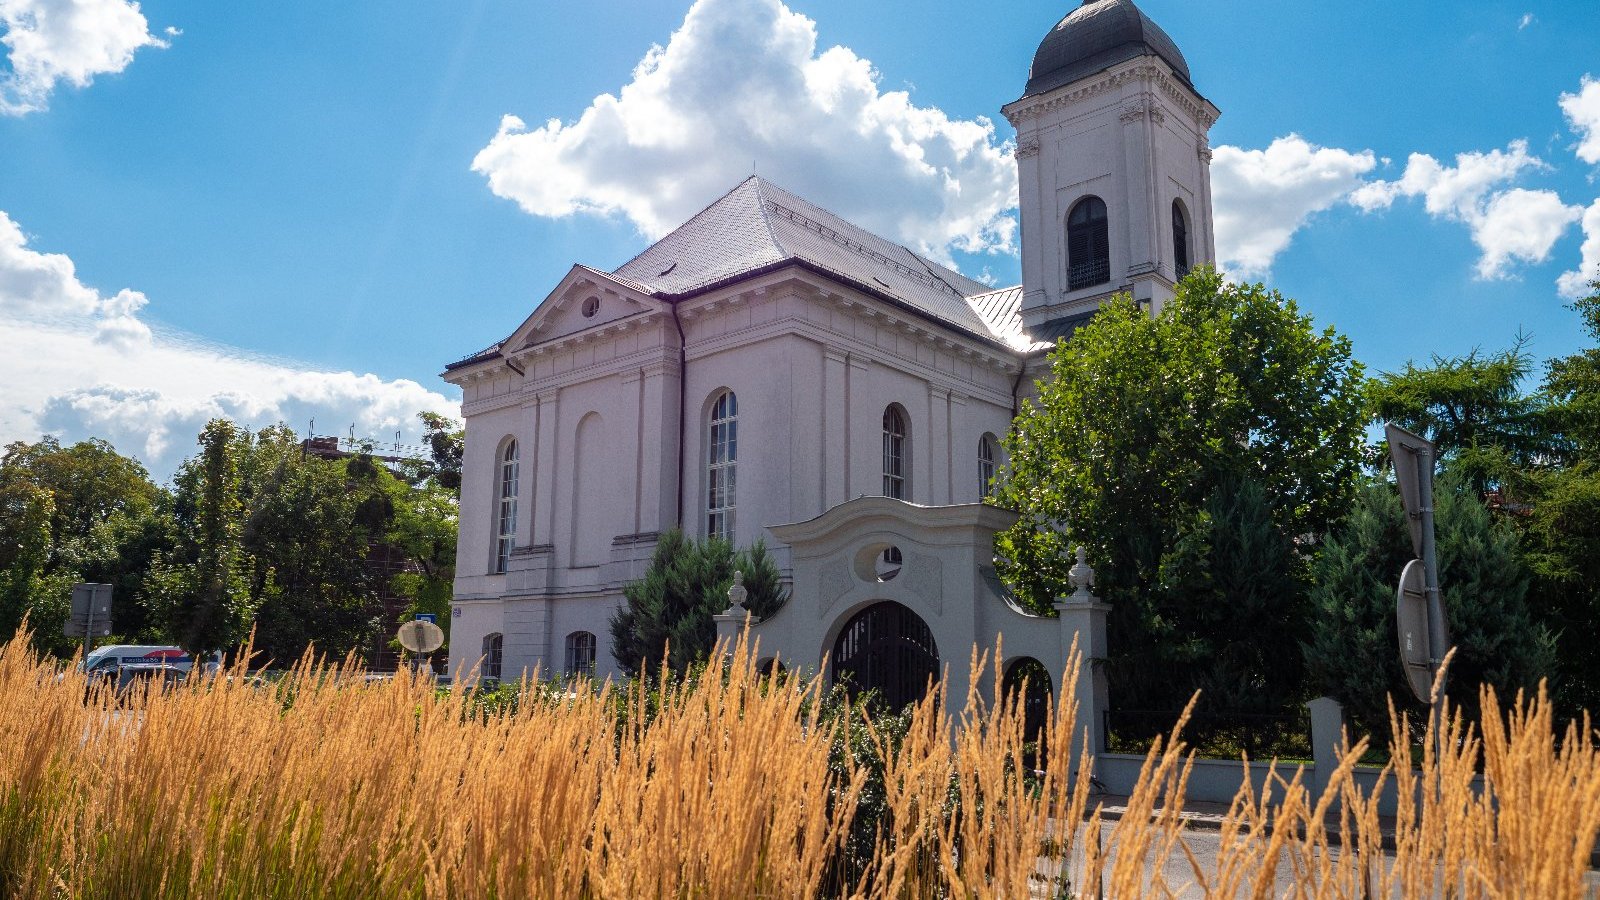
(1558, 199, 1600, 299)
(1209, 135, 1377, 279)
(1518, 12, 1536, 30)
(1473, 188, 1583, 278)
(0, 210, 456, 480)
(1561, 75, 1600, 165)
(1350, 140, 1581, 279)
(0, 0, 168, 115)
(470, 0, 1016, 262)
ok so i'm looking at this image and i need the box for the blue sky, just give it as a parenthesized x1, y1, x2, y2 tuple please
(2, 0, 1598, 479)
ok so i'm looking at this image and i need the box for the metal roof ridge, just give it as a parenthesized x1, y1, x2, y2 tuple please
(760, 196, 957, 295)
(750, 177, 789, 262)
(609, 175, 766, 278)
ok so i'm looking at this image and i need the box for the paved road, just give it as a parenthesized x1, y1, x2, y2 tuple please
(1037, 821, 1600, 898)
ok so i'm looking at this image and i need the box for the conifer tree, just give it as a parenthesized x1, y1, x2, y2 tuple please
(609, 530, 786, 677)
(1306, 472, 1555, 734)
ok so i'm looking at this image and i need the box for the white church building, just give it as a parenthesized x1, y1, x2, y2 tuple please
(443, 0, 1219, 699)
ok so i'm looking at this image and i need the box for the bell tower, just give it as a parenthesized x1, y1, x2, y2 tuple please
(1002, 0, 1220, 330)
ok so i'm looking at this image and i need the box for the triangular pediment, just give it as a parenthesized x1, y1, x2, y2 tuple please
(501, 265, 663, 354)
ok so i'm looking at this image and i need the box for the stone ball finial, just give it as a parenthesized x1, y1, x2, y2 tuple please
(726, 570, 748, 614)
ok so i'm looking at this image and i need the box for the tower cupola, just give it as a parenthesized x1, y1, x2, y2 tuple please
(1003, 0, 1219, 327)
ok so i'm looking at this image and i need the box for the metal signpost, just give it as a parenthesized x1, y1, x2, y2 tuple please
(1385, 424, 1450, 729)
(397, 618, 445, 674)
(63, 583, 113, 652)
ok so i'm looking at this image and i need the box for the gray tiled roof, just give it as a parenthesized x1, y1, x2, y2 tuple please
(613, 177, 1016, 346)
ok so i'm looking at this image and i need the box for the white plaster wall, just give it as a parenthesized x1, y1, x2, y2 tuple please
(547, 592, 625, 682)
(452, 395, 527, 601)
(447, 271, 1025, 682)
(448, 598, 504, 680)
(1009, 56, 1217, 326)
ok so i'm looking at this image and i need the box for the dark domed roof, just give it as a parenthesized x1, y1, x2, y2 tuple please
(1025, 0, 1191, 98)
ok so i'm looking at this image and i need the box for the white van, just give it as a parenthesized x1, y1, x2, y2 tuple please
(82, 645, 200, 674)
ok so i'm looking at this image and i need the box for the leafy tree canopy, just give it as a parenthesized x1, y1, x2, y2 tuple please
(1545, 276, 1600, 457)
(994, 270, 1365, 710)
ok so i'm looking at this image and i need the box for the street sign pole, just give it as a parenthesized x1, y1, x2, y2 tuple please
(65, 583, 114, 651)
(1386, 423, 1450, 765)
(1416, 446, 1447, 689)
(1414, 442, 1449, 765)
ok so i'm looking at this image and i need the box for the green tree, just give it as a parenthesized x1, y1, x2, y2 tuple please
(609, 530, 787, 677)
(1365, 340, 1555, 490)
(388, 411, 461, 644)
(1545, 275, 1600, 456)
(237, 431, 389, 665)
(410, 412, 464, 492)
(150, 420, 257, 658)
(1140, 473, 1309, 712)
(0, 477, 55, 648)
(0, 437, 169, 649)
(1523, 273, 1600, 710)
(1305, 472, 1555, 734)
(994, 269, 1366, 709)
(388, 478, 458, 644)
(0, 437, 160, 561)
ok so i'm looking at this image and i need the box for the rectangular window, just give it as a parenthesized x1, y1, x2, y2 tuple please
(707, 394, 737, 541)
(496, 445, 519, 574)
(882, 433, 904, 499)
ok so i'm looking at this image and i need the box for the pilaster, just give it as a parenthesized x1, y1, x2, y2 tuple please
(533, 388, 560, 546)
(822, 346, 849, 508)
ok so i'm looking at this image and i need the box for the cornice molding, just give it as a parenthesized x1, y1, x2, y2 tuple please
(1003, 60, 1218, 132)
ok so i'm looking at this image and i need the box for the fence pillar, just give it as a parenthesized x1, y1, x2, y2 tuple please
(712, 571, 750, 658)
(1055, 547, 1111, 766)
(1307, 696, 1345, 802)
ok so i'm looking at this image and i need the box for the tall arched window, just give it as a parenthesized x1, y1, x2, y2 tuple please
(978, 433, 997, 499)
(495, 441, 519, 574)
(1172, 200, 1190, 279)
(882, 405, 908, 499)
(482, 632, 503, 681)
(707, 390, 738, 541)
(1067, 196, 1110, 290)
(565, 631, 596, 678)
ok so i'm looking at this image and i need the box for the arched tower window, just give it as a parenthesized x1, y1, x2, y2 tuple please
(481, 633, 503, 681)
(882, 405, 908, 499)
(978, 433, 997, 498)
(495, 440, 519, 574)
(707, 390, 738, 541)
(1067, 196, 1111, 291)
(1172, 200, 1190, 279)
(565, 631, 596, 678)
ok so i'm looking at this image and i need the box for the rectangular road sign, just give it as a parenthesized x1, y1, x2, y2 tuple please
(64, 583, 113, 639)
(415, 613, 437, 624)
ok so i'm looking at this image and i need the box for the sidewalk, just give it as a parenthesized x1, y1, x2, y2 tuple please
(1094, 793, 1600, 870)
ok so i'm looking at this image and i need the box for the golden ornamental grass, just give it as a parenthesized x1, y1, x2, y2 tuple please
(1, 630, 1598, 899)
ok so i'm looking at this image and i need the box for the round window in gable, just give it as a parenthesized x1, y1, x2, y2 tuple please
(582, 297, 600, 318)
(874, 546, 903, 582)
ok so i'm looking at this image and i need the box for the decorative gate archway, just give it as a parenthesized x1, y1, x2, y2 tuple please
(831, 601, 940, 710)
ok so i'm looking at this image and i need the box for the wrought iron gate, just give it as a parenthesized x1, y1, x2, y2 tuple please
(831, 601, 939, 711)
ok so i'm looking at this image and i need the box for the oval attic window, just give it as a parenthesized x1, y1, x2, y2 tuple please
(582, 297, 600, 318)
